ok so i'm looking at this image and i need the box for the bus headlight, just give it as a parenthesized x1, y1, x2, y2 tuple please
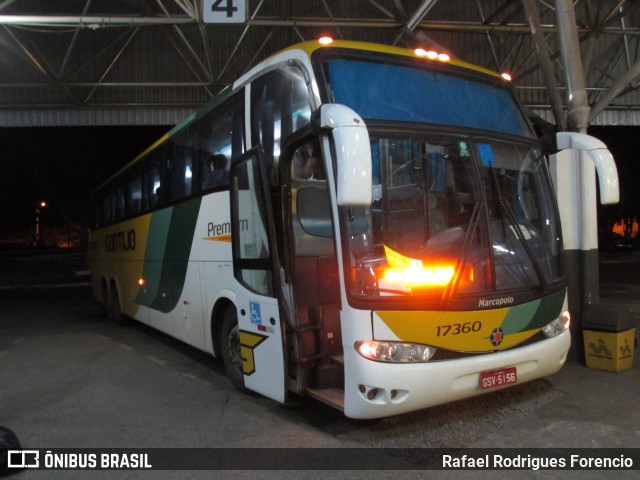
(355, 340, 436, 363)
(542, 310, 571, 338)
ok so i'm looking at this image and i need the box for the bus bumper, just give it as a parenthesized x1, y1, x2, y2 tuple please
(342, 330, 570, 419)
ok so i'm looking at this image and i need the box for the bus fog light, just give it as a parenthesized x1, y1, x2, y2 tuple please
(542, 311, 571, 338)
(358, 385, 381, 401)
(355, 340, 436, 362)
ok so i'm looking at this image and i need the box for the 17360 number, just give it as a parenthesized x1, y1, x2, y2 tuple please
(436, 321, 482, 336)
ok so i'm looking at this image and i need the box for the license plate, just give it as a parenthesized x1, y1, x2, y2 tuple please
(479, 367, 517, 390)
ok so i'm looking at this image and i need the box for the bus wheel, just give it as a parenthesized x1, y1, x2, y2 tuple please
(221, 306, 248, 393)
(102, 282, 111, 319)
(109, 286, 127, 325)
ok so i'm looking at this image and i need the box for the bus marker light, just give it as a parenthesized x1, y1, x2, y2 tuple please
(437, 53, 451, 62)
(501, 72, 512, 81)
(138, 277, 145, 286)
(383, 264, 455, 287)
(319, 36, 333, 45)
(382, 245, 456, 288)
(542, 311, 571, 338)
(413, 48, 438, 60)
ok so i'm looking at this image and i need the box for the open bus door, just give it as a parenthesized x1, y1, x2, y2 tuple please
(229, 147, 287, 403)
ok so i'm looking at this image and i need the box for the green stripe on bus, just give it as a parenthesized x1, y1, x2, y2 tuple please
(500, 289, 565, 334)
(136, 198, 202, 313)
(135, 208, 172, 308)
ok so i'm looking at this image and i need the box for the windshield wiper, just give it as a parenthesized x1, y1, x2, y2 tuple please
(441, 200, 483, 304)
(488, 166, 548, 291)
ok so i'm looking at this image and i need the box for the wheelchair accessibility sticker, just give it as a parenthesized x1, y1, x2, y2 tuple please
(250, 301, 262, 325)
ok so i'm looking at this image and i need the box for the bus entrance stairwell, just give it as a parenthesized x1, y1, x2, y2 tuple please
(283, 138, 344, 407)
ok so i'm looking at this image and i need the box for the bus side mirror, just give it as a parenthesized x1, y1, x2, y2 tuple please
(554, 132, 620, 205)
(313, 104, 372, 207)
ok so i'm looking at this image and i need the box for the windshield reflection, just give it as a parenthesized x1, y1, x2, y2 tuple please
(345, 133, 563, 303)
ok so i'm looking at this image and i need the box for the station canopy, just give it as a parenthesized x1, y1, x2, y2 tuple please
(1, 0, 640, 127)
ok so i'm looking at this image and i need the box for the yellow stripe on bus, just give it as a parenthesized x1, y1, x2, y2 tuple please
(375, 308, 538, 352)
(203, 235, 232, 242)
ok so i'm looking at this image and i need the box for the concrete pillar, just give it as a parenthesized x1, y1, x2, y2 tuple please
(554, 0, 599, 361)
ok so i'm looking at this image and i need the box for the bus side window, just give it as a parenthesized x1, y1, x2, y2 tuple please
(293, 140, 324, 180)
(128, 174, 142, 216)
(145, 160, 161, 208)
(184, 157, 193, 196)
(169, 150, 189, 199)
(251, 66, 311, 185)
(290, 142, 334, 256)
(168, 127, 196, 199)
(202, 154, 229, 189)
(102, 194, 112, 225)
(115, 187, 125, 220)
(198, 93, 244, 191)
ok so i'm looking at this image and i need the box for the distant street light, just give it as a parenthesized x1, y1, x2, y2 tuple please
(34, 201, 46, 247)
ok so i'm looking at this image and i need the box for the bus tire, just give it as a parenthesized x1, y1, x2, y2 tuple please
(109, 285, 127, 325)
(101, 281, 111, 319)
(221, 305, 248, 393)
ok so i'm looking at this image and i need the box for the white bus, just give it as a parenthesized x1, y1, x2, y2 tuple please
(89, 39, 617, 419)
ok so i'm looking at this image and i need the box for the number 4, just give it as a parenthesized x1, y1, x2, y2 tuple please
(211, 0, 237, 18)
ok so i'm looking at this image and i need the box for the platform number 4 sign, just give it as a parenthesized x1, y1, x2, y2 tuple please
(202, 0, 246, 24)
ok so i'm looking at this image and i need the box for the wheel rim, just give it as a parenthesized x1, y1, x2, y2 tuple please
(226, 323, 243, 374)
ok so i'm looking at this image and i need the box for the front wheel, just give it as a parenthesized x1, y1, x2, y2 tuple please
(221, 306, 248, 393)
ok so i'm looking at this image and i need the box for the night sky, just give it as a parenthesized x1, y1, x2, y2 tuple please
(0, 126, 169, 239)
(0, 124, 638, 244)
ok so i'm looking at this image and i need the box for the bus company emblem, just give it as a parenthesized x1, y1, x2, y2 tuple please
(489, 327, 504, 347)
(239, 330, 268, 376)
(105, 229, 135, 252)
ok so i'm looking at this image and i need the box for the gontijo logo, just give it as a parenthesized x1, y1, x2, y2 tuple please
(105, 229, 136, 252)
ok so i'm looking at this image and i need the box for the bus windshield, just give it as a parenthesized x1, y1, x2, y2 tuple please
(315, 53, 562, 305)
(323, 57, 533, 137)
(344, 133, 563, 303)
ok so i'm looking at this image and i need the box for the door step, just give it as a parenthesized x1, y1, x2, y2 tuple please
(330, 354, 344, 365)
(305, 387, 345, 410)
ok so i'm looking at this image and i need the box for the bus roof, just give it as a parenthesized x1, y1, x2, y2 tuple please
(281, 39, 504, 80)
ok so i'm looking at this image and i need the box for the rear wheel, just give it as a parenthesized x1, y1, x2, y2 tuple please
(109, 284, 127, 325)
(101, 281, 111, 319)
(221, 305, 248, 392)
